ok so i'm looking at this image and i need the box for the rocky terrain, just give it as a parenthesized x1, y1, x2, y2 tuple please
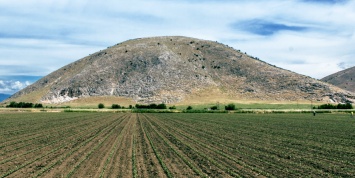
(321, 66, 355, 93)
(5, 36, 355, 104)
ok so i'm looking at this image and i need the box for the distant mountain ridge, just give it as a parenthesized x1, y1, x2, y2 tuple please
(5, 36, 355, 105)
(0, 93, 10, 102)
(321, 66, 355, 93)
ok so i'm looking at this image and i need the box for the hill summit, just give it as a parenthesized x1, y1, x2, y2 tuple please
(6, 36, 355, 105)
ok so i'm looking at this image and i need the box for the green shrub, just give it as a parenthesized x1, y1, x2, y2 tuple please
(135, 103, 167, 109)
(34, 103, 43, 108)
(210, 106, 218, 110)
(225, 103, 236, 110)
(186, 106, 193, 110)
(169, 106, 176, 109)
(98, 103, 105, 109)
(6, 101, 39, 108)
(111, 104, 121, 109)
(156, 103, 167, 109)
(318, 103, 353, 109)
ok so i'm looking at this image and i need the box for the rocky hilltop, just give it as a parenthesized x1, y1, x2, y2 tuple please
(6, 36, 355, 104)
(322, 66, 355, 93)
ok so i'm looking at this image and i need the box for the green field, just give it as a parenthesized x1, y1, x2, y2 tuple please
(1, 113, 354, 177)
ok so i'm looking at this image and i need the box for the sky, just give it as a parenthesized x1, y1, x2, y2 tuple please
(0, 0, 354, 94)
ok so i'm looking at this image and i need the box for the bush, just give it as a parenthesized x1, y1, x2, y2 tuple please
(225, 103, 236, 110)
(111, 104, 121, 109)
(135, 103, 167, 109)
(169, 106, 176, 109)
(34, 103, 43, 108)
(186, 106, 193, 110)
(156, 103, 167, 109)
(210, 106, 218, 110)
(149, 104, 158, 109)
(98, 103, 105, 109)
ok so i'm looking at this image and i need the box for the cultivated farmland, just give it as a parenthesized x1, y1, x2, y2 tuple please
(1, 113, 354, 177)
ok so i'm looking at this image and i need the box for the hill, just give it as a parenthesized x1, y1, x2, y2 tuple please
(0, 93, 10, 102)
(5, 36, 355, 106)
(321, 66, 355, 93)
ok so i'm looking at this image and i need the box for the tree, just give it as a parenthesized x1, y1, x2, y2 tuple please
(186, 106, 193, 110)
(7, 101, 17, 108)
(345, 103, 353, 109)
(169, 106, 176, 109)
(6, 101, 34, 108)
(34, 103, 43, 108)
(317, 103, 353, 109)
(98, 103, 105, 109)
(135, 103, 167, 109)
(149, 104, 158, 109)
(225, 103, 236, 110)
(111, 104, 121, 109)
(156, 103, 167, 109)
(210, 106, 218, 110)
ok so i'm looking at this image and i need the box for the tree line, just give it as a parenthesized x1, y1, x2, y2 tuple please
(135, 103, 167, 109)
(317, 103, 353, 109)
(6, 101, 43, 108)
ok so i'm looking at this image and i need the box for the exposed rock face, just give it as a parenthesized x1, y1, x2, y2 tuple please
(322, 66, 355, 93)
(7, 36, 355, 104)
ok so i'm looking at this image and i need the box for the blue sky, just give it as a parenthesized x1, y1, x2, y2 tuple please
(0, 0, 354, 94)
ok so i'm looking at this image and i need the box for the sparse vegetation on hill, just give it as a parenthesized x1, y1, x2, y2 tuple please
(322, 66, 355, 93)
(5, 36, 355, 105)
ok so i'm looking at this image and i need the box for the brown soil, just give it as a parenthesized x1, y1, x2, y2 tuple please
(136, 114, 167, 178)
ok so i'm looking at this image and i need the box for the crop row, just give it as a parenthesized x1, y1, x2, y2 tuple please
(1, 113, 354, 177)
(0, 113, 129, 177)
(147, 113, 355, 177)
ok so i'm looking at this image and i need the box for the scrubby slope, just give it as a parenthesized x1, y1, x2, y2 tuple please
(322, 66, 355, 93)
(6, 36, 355, 104)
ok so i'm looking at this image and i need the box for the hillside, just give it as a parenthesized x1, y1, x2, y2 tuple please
(5, 36, 355, 105)
(321, 66, 355, 93)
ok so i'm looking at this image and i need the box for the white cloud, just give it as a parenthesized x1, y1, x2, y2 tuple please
(0, 80, 32, 94)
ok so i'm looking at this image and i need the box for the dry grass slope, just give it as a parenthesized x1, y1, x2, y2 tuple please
(322, 66, 355, 93)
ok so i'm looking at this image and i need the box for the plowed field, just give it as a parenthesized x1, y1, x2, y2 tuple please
(1, 113, 354, 177)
